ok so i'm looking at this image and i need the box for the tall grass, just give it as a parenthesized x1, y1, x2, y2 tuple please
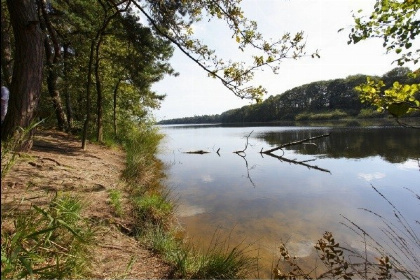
(1, 194, 94, 279)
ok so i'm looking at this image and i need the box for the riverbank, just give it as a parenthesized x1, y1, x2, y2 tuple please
(1, 129, 171, 278)
(1, 128, 256, 279)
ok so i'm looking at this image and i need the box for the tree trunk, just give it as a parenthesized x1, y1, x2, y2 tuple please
(1, 0, 44, 151)
(113, 79, 121, 136)
(81, 40, 95, 150)
(63, 44, 74, 131)
(44, 38, 67, 131)
(1, 4, 13, 87)
(95, 38, 104, 143)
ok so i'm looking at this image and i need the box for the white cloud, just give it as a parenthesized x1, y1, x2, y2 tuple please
(358, 172, 386, 182)
(397, 160, 420, 171)
(201, 174, 214, 183)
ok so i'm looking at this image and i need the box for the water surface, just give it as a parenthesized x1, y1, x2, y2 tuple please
(157, 125, 420, 277)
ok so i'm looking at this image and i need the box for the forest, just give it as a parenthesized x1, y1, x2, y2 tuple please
(159, 66, 420, 124)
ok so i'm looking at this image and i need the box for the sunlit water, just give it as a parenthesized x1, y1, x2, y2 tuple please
(157, 124, 420, 277)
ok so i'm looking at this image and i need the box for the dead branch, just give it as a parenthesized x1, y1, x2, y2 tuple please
(261, 133, 330, 154)
(234, 130, 254, 154)
(42, 157, 62, 166)
(184, 150, 210, 154)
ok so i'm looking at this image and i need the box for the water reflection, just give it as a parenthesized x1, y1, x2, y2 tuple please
(258, 127, 420, 163)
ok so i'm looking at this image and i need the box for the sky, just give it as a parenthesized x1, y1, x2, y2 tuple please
(151, 0, 418, 121)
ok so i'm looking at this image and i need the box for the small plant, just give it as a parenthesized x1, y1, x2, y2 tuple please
(108, 189, 123, 217)
(1, 194, 94, 279)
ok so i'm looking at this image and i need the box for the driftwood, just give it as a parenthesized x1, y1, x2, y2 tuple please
(261, 133, 330, 154)
(260, 133, 331, 173)
(184, 150, 210, 154)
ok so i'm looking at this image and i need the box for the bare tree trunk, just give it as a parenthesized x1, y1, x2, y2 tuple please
(113, 79, 121, 136)
(63, 44, 74, 131)
(1, 4, 13, 87)
(95, 38, 104, 143)
(1, 0, 44, 151)
(81, 40, 95, 150)
(44, 38, 67, 130)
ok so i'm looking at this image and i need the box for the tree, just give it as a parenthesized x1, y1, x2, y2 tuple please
(348, 0, 420, 120)
(1, 0, 44, 150)
(2, 0, 316, 149)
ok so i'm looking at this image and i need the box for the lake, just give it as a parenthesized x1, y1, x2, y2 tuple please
(157, 124, 420, 278)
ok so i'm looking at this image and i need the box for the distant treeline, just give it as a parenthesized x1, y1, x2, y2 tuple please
(159, 67, 420, 124)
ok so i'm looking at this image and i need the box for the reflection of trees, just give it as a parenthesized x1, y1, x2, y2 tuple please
(259, 128, 420, 163)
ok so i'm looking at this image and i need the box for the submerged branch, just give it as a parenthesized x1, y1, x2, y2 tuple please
(184, 150, 210, 154)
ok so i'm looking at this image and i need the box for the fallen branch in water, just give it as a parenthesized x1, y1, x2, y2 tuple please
(260, 133, 331, 173)
(184, 150, 210, 154)
(260, 133, 330, 154)
(234, 130, 253, 155)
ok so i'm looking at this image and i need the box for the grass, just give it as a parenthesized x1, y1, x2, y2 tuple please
(1, 194, 94, 279)
(108, 189, 124, 217)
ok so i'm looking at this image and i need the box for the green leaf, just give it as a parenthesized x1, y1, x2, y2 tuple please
(25, 226, 59, 240)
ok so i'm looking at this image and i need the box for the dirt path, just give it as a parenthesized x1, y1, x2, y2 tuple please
(1, 129, 171, 278)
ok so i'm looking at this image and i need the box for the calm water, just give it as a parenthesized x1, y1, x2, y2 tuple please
(157, 125, 420, 277)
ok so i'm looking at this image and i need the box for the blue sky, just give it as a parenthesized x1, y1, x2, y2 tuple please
(151, 0, 418, 121)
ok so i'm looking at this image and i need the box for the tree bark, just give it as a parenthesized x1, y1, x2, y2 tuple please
(1, 0, 44, 151)
(1, 4, 13, 87)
